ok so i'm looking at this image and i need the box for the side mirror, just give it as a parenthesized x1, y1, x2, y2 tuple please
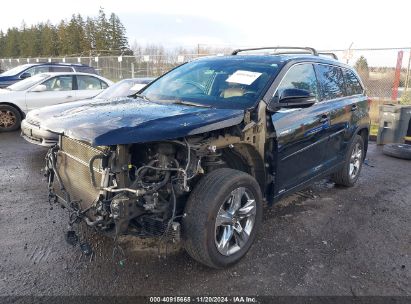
(20, 72, 31, 79)
(31, 84, 47, 92)
(271, 88, 316, 109)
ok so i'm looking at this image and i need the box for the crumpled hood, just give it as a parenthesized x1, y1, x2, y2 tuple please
(39, 97, 244, 146)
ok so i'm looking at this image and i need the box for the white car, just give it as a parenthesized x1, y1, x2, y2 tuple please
(21, 77, 155, 146)
(0, 72, 113, 131)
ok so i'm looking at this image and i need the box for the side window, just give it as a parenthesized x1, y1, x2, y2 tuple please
(25, 66, 50, 76)
(50, 66, 73, 72)
(343, 69, 363, 96)
(77, 75, 103, 90)
(315, 65, 345, 101)
(100, 81, 109, 89)
(275, 63, 319, 100)
(42, 76, 73, 91)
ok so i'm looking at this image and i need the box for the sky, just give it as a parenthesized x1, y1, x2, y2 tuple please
(1, 0, 410, 65)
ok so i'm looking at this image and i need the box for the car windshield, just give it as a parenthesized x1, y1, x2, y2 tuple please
(7, 74, 49, 91)
(141, 57, 282, 109)
(0, 64, 32, 76)
(96, 79, 144, 99)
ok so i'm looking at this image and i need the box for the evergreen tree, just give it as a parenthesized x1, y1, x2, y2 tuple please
(66, 15, 83, 55)
(0, 31, 5, 57)
(4, 28, 20, 57)
(355, 56, 369, 82)
(29, 24, 43, 57)
(95, 7, 110, 52)
(0, 8, 132, 58)
(41, 22, 59, 56)
(19, 21, 30, 57)
(57, 20, 68, 55)
(76, 14, 88, 54)
(108, 13, 128, 52)
(84, 17, 97, 53)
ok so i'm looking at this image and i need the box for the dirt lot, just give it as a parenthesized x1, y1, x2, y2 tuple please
(0, 131, 410, 296)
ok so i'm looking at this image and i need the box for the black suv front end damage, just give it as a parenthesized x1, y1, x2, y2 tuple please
(45, 136, 197, 240)
(44, 111, 268, 242)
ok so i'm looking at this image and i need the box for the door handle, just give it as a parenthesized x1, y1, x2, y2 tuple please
(351, 104, 358, 111)
(319, 114, 329, 124)
(66, 95, 73, 99)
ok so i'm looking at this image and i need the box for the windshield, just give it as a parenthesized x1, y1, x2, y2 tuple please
(96, 79, 144, 99)
(0, 64, 32, 76)
(7, 74, 49, 91)
(141, 57, 282, 109)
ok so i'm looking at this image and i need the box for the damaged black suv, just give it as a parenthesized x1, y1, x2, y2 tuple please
(42, 47, 370, 268)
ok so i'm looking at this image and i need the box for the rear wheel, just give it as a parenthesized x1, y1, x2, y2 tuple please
(182, 168, 262, 268)
(0, 105, 21, 132)
(331, 135, 364, 187)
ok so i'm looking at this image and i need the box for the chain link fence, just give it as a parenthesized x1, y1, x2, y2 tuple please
(2, 47, 411, 134)
(0, 54, 208, 81)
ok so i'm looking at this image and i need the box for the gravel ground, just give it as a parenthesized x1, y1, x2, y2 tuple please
(0, 131, 410, 296)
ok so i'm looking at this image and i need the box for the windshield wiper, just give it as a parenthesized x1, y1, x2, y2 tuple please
(133, 93, 151, 102)
(168, 100, 211, 108)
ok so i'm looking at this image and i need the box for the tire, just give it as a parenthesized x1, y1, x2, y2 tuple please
(0, 105, 22, 132)
(331, 135, 364, 187)
(182, 168, 263, 269)
(382, 143, 411, 160)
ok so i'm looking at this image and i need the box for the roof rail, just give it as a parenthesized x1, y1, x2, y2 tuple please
(231, 46, 318, 56)
(318, 52, 338, 60)
(267, 50, 339, 61)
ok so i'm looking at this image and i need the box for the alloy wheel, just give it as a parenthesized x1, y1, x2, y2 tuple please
(0, 110, 16, 129)
(349, 142, 362, 179)
(214, 187, 257, 256)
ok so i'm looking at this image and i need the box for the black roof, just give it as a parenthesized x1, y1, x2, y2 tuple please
(197, 54, 351, 70)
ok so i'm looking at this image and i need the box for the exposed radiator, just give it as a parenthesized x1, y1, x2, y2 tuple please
(54, 136, 105, 210)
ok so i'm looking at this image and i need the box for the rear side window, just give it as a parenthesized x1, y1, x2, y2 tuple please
(42, 75, 74, 91)
(25, 66, 50, 76)
(275, 63, 319, 100)
(343, 69, 363, 95)
(50, 66, 73, 72)
(77, 75, 103, 90)
(316, 65, 345, 101)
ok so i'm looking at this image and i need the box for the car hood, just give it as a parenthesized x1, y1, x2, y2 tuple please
(0, 88, 23, 99)
(39, 97, 244, 146)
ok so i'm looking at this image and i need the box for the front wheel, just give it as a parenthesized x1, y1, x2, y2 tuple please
(331, 134, 364, 187)
(0, 105, 22, 132)
(182, 168, 263, 268)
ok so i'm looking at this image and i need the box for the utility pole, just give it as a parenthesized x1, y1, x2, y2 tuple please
(405, 49, 411, 92)
(346, 42, 354, 64)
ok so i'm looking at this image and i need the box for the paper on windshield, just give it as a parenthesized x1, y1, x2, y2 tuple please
(226, 70, 262, 85)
